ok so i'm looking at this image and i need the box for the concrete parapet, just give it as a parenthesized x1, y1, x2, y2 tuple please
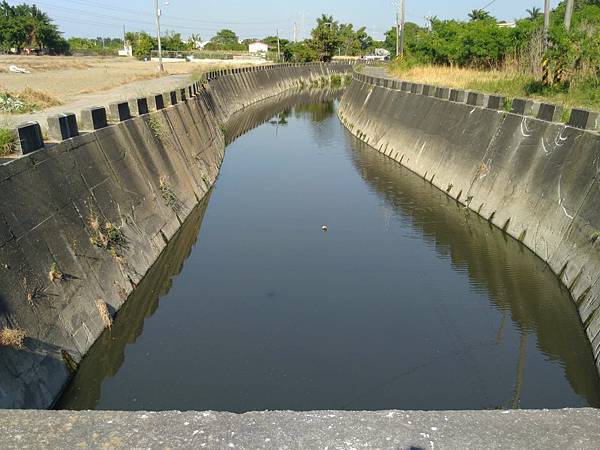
(2, 409, 599, 450)
(411, 83, 423, 95)
(486, 95, 505, 110)
(80, 106, 108, 130)
(47, 113, 79, 141)
(466, 92, 484, 106)
(421, 85, 435, 96)
(511, 98, 535, 116)
(168, 91, 178, 106)
(15, 122, 44, 154)
(537, 103, 563, 122)
(449, 89, 467, 103)
(568, 109, 599, 130)
(435, 87, 451, 100)
(129, 97, 149, 116)
(109, 102, 132, 122)
(148, 94, 165, 111)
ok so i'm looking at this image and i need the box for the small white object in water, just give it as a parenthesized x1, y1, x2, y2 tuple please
(321, 225, 328, 232)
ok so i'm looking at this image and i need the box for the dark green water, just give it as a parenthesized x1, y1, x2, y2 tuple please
(57, 90, 600, 411)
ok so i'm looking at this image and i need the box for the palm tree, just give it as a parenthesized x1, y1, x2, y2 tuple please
(468, 9, 492, 21)
(526, 6, 542, 21)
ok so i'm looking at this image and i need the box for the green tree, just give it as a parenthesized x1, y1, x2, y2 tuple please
(526, 7, 542, 20)
(125, 31, 156, 59)
(468, 9, 494, 21)
(309, 15, 343, 61)
(0, 1, 67, 53)
(211, 29, 239, 46)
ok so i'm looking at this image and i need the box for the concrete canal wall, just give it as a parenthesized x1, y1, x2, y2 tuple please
(339, 70, 600, 375)
(0, 62, 352, 409)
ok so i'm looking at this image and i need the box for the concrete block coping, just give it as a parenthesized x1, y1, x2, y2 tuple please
(79, 106, 107, 131)
(15, 122, 44, 155)
(537, 103, 564, 122)
(569, 108, 599, 130)
(355, 69, 598, 128)
(108, 101, 132, 122)
(129, 97, 149, 116)
(47, 113, 78, 142)
(486, 95, 505, 110)
(466, 91, 485, 107)
(511, 98, 536, 116)
(449, 89, 467, 103)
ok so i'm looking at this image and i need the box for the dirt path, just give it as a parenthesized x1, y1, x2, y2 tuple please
(1, 73, 191, 129)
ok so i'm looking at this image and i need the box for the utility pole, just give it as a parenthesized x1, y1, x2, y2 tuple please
(543, 0, 550, 53)
(564, 0, 575, 31)
(276, 28, 281, 62)
(155, 0, 164, 72)
(399, 0, 406, 57)
(395, 12, 400, 57)
(293, 22, 298, 43)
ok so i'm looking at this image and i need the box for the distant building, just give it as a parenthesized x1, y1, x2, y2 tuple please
(498, 22, 516, 28)
(249, 41, 269, 54)
(118, 44, 133, 57)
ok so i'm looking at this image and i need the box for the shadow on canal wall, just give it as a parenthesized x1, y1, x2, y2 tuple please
(0, 63, 352, 409)
(339, 71, 600, 376)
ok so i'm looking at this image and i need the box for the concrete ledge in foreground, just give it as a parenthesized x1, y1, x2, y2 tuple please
(0, 409, 598, 449)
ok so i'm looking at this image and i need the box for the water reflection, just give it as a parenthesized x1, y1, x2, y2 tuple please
(58, 91, 600, 411)
(56, 196, 211, 410)
(347, 137, 600, 407)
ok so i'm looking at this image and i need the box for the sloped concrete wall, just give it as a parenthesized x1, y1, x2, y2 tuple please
(339, 72, 600, 375)
(0, 63, 352, 409)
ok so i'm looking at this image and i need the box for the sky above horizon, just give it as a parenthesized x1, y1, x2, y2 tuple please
(10, 0, 562, 40)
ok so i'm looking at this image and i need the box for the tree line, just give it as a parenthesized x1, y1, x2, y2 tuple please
(2, 0, 599, 85)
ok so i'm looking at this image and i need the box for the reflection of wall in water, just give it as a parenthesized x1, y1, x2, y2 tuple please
(56, 196, 211, 411)
(347, 136, 600, 407)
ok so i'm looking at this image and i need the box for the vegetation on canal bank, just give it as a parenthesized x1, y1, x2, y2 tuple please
(385, 1, 600, 114)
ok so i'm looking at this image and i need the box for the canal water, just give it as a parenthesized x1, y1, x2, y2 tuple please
(57, 90, 600, 411)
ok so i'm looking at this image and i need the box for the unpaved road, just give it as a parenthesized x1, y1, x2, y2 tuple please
(0, 55, 254, 129)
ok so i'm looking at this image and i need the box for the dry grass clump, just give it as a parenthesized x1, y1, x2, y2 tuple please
(18, 87, 62, 109)
(0, 328, 26, 349)
(389, 64, 518, 91)
(96, 300, 112, 329)
(48, 262, 63, 282)
(88, 214, 125, 257)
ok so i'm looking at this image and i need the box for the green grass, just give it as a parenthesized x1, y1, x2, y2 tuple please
(0, 128, 16, 156)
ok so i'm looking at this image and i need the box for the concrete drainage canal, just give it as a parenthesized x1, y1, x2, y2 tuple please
(55, 89, 600, 412)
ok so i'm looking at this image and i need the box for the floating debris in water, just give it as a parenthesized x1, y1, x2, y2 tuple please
(321, 225, 328, 232)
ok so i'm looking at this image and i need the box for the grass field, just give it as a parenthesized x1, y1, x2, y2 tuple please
(0, 55, 238, 111)
(387, 63, 600, 118)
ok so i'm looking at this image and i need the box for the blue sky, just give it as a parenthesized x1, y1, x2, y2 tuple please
(13, 0, 562, 40)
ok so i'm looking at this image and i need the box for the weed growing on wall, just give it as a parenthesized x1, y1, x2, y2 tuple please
(159, 176, 182, 213)
(48, 263, 63, 282)
(0, 128, 16, 156)
(148, 115, 166, 141)
(330, 74, 342, 87)
(0, 328, 26, 349)
(88, 214, 126, 256)
(95, 300, 113, 329)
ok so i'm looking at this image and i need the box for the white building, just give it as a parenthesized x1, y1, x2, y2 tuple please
(249, 42, 269, 54)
